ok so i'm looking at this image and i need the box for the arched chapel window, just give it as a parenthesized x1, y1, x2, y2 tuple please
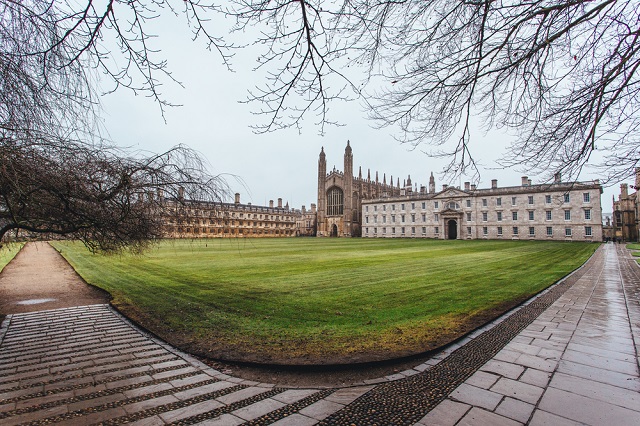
(327, 187, 344, 216)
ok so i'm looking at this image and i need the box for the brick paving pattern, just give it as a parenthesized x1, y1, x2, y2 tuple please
(0, 243, 638, 425)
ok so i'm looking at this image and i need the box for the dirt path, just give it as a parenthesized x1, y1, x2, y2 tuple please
(0, 242, 110, 314)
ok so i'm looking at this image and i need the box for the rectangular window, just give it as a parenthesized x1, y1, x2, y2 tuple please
(422, 202, 426, 209)
(466, 199, 471, 208)
(496, 197, 502, 206)
(512, 211, 518, 221)
(435, 214, 439, 221)
(365, 216, 369, 223)
(401, 227, 405, 234)
(483, 226, 488, 235)
(401, 203, 405, 210)
(411, 214, 416, 222)
(545, 195, 551, 204)
(546, 210, 552, 220)
(529, 211, 534, 221)
(383, 205, 386, 211)
(382, 227, 386, 234)
(467, 226, 472, 235)
(467, 212, 472, 222)
(564, 193, 570, 203)
(365, 227, 369, 234)
(513, 226, 519, 235)
(529, 227, 535, 236)
(482, 199, 487, 207)
(512, 196, 517, 205)
(391, 215, 396, 222)
(401, 214, 406, 222)
(392, 227, 396, 234)
(528, 195, 534, 205)
(497, 226, 503, 235)
(565, 210, 571, 221)
(584, 209, 591, 220)
(547, 226, 553, 236)
(374, 205, 377, 212)
(392, 204, 396, 211)
(434, 201, 439, 209)
(497, 211, 502, 222)
(583, 193, 590, 203)
(411, 203, 415, 210)
(411, 226, 415, 234)
(565, 227, 572, 237)
(374, 227, 377, 234)
(422, 226, 426, 234)
(435, 226, 439, 234)
(421, 213, 426, 222)
(383, 216, 386, 223)
(365, 206, 369, 212)
(585, 226, 592, 236)
(482, 212, 488, 221)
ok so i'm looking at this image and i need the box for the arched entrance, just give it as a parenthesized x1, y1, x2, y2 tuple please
(447, 219, 458, 240)
(331, 224, 338, 237)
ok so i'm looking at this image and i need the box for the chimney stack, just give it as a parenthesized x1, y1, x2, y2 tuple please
(554, 172, 561, 183)
(269, 200, 274, 208)
(491, 179, 497, 189)
(311, 203, 317, 213)
(521, 176, 528, 186)
(464, 182, 470, 191)
(278, 198, 283, 208)
(470, 184, 477, 191)
(234, 193, 240, 204)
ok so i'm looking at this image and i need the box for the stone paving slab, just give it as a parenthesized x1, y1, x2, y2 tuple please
(0, 243, 639, 425)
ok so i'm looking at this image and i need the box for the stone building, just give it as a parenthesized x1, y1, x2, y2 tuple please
(163, 193, 300, 238)
(361, 174, 603, 241)
(294, 204, 317, 236)
(316, 142, 405, 237)
(612, 169, 640, 242)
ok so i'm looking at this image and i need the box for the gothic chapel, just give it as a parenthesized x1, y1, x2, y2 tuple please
(317, 142, 406, 237)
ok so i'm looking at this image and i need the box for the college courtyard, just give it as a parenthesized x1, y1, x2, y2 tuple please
(0, 241, 638, 425)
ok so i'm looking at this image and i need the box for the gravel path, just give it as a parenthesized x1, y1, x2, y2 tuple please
(0, 242, 110, 314)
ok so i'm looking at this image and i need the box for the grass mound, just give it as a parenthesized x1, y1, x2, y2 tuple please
(53, 238, 598, 365)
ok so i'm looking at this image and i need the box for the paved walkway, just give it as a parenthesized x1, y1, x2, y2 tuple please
(0, 243, 638, 425)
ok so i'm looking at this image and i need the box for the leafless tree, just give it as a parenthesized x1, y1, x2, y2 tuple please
(228, 1, 640, 182)
(0, 0, 229, 251)
(0, 139, 228, 252)
(4, 0, 639, 240)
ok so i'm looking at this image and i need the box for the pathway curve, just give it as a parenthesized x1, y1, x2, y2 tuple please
(0, 243, 638, 425)
(0, 242, 110, 314)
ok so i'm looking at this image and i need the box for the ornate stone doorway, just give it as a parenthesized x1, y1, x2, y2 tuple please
(331, 224, 338, 237)
(447, 219, 458, 240)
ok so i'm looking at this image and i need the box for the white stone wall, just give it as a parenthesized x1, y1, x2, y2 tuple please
(361, 183, 603, 242)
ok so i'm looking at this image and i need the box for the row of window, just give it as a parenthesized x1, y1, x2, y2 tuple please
(364, 192, 593, 213)
(364, 209, 592, 224)
(170, 227, 295, 235)
(364, 226, 594, 237)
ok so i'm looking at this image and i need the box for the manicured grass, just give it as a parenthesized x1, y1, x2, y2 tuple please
(52, 239, 598, 364)
(0, 243, 24, 273)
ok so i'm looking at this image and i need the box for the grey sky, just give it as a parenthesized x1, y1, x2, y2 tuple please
(98, 11, 621, 216)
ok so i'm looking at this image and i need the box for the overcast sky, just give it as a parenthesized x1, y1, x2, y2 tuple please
(99, 10, 622, 216)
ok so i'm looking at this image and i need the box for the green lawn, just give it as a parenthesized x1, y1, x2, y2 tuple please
(0, 243, 23, 273)
(52, 238, 598, 364)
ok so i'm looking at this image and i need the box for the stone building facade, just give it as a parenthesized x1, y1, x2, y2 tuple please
(316, 142, 406, 237)
(294, 204, 318, 236)
(612, 169, 640, 242)
(163, 193, 301, 238)
(361, 175, 603, 241)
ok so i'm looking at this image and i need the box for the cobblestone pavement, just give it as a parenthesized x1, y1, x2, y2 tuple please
(0, 243, 638, 425)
